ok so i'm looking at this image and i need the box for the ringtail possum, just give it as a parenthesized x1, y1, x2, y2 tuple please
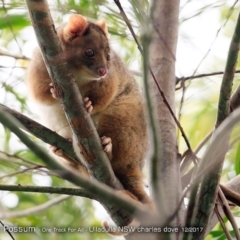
(27, 14, 152, 226)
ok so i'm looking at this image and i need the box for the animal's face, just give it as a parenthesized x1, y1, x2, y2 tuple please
(59, 15, 110, 80)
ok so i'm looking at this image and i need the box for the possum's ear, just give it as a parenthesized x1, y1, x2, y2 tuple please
(63, 14, 88, 41)
(96, 19, 109, 37)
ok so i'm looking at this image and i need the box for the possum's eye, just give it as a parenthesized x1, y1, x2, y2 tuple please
(84, 48, 94, 58)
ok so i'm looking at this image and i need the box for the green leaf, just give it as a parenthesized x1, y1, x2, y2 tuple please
(234, 142, 240, 174)
(0, 14, 30, 30)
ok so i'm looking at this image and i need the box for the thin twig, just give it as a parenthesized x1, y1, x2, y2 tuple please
(218, 187, 240, 240)
(0, 221, 15, 240)
(220, 184, 240, 207)
(0, 166, 46, 180)
(0, 150, 46, 167)
(0, 195, 71, 219)
(214, 204, 232, 240)
(1, 0, 22, 53)
(0, 49, 30, 60)
(180, 0, 239, 87)
(176, 70, 240, 85)
(0, 184, 93, 198)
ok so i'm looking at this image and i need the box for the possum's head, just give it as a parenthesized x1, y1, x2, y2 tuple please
(59, 14, 110, 80)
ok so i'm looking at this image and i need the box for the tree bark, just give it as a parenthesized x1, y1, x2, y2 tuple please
(149, 0, 182, 227)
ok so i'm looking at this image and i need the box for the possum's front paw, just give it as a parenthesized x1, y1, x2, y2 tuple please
(49, 83, 57, 99)
(83, 97, 93, 113)
(49, 138, 72, 156)
(101, 136, 112, 160)
(49, 145, 63, 156)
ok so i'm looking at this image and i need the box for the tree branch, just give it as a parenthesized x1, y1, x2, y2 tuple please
(0, 184, 93, 199)
(141, 14, 164, 220)
(0, 104, 83, 167)
(149, 0, 183, 228)
(0, 195, 71, 219)
(217, 187, 240, 239)
(0, 108, 149, 223)
(23, 0, 152, 227)
(25, 0, 121, 188)
(176, 70, 240, 86)
(0, 49, 30, 60)
(207, 175, 240, 233)
(220, 184, 240, 206)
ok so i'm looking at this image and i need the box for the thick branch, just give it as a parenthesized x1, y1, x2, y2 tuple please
(0, 104, 81, 166)
(149, 0, 182, 226)
(0, 109, 148, 221)
(24, 0, 142, 227)
(25, 0, 118, 186)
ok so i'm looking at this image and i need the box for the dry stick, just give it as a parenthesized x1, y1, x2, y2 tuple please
(220, 184, 240, 206)
(0, 49, 30, 60)
(113, 0, 192, 152)
(0, 195, 71, 219)
(0, 184, 93, 199)
(177, 76, 188, 148)
(206, 175, 240, 233)
(0, 221, 15, 240)
(214, 204, 232, 240)
(25, 0, 139, 227)
(218, 187, 240, 240)
(0, 166, 44, 180)
(0, 149, 47, 167)
(176, 70, 240, 85)
(150, 68, 192, 151)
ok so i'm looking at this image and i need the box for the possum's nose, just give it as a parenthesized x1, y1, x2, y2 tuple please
(98, 67, 107, 76)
